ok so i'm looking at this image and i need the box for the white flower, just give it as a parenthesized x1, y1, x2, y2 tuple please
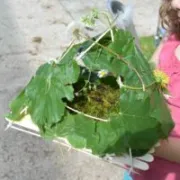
(66, 21, 85, 40)
(97, 70, 109, 78)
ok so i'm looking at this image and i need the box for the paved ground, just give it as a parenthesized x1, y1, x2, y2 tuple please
(0, 0, 161, 180)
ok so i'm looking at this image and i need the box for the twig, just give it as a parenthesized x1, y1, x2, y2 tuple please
(59, 39, 76, 62)
(77, 28, 111, 60)
(66, 105, 110, 122)
(129, 148, 134, 174)
(100, 11, 115, 42)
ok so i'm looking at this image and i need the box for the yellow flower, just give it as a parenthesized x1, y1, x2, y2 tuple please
(153, 69, 169, 88)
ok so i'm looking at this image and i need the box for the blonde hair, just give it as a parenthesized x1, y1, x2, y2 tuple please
(160, 0, 180, 39)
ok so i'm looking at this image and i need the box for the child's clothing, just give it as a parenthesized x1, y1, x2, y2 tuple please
(133, 35, 180, 180)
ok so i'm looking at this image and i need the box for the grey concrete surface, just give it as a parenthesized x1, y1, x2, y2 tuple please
(0, 0, 161, 179)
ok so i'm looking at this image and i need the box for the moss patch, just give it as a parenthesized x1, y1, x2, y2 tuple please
(68, 76, 120, 118)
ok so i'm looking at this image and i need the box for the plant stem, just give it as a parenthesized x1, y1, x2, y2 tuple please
(123, 82, 156, 90)
(66, 105, 110, 122)
(59, 39, 76, 62)
(100, 11, 114, 42)
(77, 28, 111, 60)
(129, 148, 134, 174)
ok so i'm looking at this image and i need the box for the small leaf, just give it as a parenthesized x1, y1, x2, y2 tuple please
(67, 134, 86, 148)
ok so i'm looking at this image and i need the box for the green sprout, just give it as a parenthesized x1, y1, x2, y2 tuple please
(81, 8, 99, 27)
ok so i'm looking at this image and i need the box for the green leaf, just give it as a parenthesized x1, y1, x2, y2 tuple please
(67, 135, 87, 149)
(7, 89, 31, 121)
(7, 62, 80, 132)
(108, 29, 155, 87)
(150, 89, 175, 138)
(56, 114, 125, 156)
(117, 89, 160, 153)
(92, 118, 125, 155)
(56, 114, 99, 149)
(19, 75, 66, 129)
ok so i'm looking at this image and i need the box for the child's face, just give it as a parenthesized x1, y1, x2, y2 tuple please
(171, 0, 180, 10)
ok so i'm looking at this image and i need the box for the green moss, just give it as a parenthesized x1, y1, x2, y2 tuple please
(69, 77, 120, 118)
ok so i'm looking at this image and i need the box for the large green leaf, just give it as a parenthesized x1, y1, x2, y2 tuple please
(8, 62, 80, 131)
(55, 114, 99, 149)
(26, 76, 66, 128)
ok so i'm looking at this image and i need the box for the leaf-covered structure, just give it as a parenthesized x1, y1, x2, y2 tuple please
(7, 28, 174, 157)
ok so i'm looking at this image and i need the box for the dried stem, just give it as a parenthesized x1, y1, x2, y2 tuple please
(77, 28, 111, 60)
(59, 39, 76, 62)
(66, 105, 110, 122)
(100, 11, 114, 42)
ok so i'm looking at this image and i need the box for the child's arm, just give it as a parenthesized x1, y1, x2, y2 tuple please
(154, 137, 180, 164)
(149, 39, 165, 66)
